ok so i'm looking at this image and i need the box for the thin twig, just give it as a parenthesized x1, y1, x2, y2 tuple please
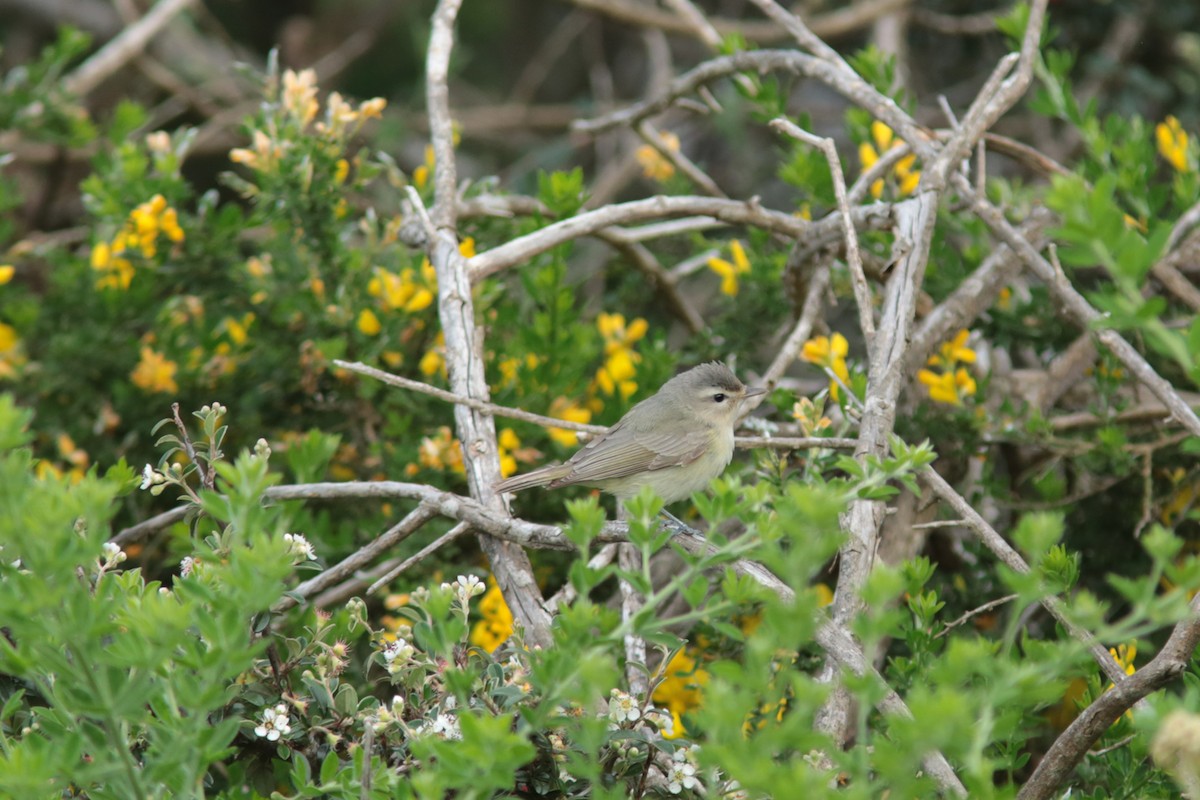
(274, 504, 437, 612)
(770, 118, 874, 340)
(934, 594, 1018, 639)
(64, 0, 199, 96)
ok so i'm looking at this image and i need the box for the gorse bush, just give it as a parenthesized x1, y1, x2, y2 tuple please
(2, 0, 1200, 797)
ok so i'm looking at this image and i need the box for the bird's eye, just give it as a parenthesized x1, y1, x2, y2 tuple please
(713, 393, 727, 403)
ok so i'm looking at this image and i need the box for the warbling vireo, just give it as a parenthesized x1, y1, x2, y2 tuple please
(496, 362, 764, 503)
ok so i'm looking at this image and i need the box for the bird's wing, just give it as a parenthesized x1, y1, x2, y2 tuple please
(548, 422, 711, 487)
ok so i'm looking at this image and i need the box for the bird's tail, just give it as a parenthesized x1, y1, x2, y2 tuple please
(495, 462, 573, 494)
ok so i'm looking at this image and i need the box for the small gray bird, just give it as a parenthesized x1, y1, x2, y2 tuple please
(496, 362, 764, 504)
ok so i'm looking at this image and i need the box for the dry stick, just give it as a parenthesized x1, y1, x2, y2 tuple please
(569, 0, 914, 45)
(64, 0, 198, 96)
(760, 263, 831, 391)
(847, 142, 913, 204)
(469, 191, 891, 281)
(335, 360, 605, 436)
(818, 191, 941, 746)
(311, 522, 472, 608)
(1165, 198, 1200, 253)
(274, 504, 437, 612)
(425, 0, 553, 649)
(574, 49, 928, 158)
(1018, 594, 1200, 800)
(926, 0, 1048, 188)
(771, 119, 874, 341)
(595, 229, 708, 334)
(920, 468, 1134, 687)
(365, 522, 471, 595)
(955, 173, 1200, 440)
(934, 594, 1018, 639)
(745, 0, 933, 158)
(111, 505, 188, 546)
(619, 542, 649, 696)
(636, 121, 728, 199)
(333, 359, 855, 451)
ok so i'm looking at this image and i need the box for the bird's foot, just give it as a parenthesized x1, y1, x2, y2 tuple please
(658, 509, 701, 536)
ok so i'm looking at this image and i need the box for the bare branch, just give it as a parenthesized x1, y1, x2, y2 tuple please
(771, 118, 874, 341)
(64, 0, 199, 97)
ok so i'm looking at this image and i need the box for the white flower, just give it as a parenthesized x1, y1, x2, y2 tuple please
(140, 463, 156, 490)
(381, 638, 415, 665)
(282, 533, 316, 562)
(442, 574, 485, 607)
(254, 703, 292, 741)
(429, 712, 461, 740)
(644, 707, 673, 736)
(608, 689, 640, 724)
(180, 556, 198, 577)
(666, 759, 699, 794)
(254, 438, 271, 460)
(101, 542, 126, 566)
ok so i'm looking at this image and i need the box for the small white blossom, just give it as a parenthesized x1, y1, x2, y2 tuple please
(282, 532, 316, 562)
(644, 706, 673, 737)
(254, 703, 292, 742)
(101, 542, 127, 567)
(666, 759, 699, 794)
(609, 689, 641, 724)
(429, 712, 461, 740)
(254, 438, 271, 459)
(140, 463, 158, 490)
(442, 574, 485, 606)
(180, 556, 198, 577)
(381, 638, 415, 669)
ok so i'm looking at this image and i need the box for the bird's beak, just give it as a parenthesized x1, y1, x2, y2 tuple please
(744, 386, 767, 399)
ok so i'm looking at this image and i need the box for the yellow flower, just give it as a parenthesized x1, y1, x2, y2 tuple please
(458, 236, 476, 258)
(358, 97, 387, 120)
(859, 122, 920, 198)
(334, 159, 350, 184)
(634, 130, 681, 182)
(0, 322, 23, 380)
(652, 649, 709, 739)
(497, 428, 522, 478)
(413, 144, 435, 189)
(222, 313, 255, 346)
(417, 426, 464, 473)
(706, 239, 752, 297)
(420, 332, 446, 377)
(597, 312, 647, 351)
(996, 286, 1013, 311)
(547, 397, 591, 447)
(0, 265, 12, 285)
(1109, 643, 1136, 677)
(282, 68, 320, 127)
(895, 153, 920, 196)
(791, 397, 832, 436)
(131, 346, 179, 394)
(800, 333, 851, 401)
(1156, 116, 1190, 172)
(90, 242, 111, 269)
(920, 330, 977, 405)
(927, 329, 976, 368)
(357, 308, 381, 336)
(469, 577, 514, 653)
(594, 312, 648, 398)
(369, 258, 437, 314)
(871, 120, 894, 151)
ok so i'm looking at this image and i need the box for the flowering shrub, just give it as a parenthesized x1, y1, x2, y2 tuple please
(1, 2, 1200, 798)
